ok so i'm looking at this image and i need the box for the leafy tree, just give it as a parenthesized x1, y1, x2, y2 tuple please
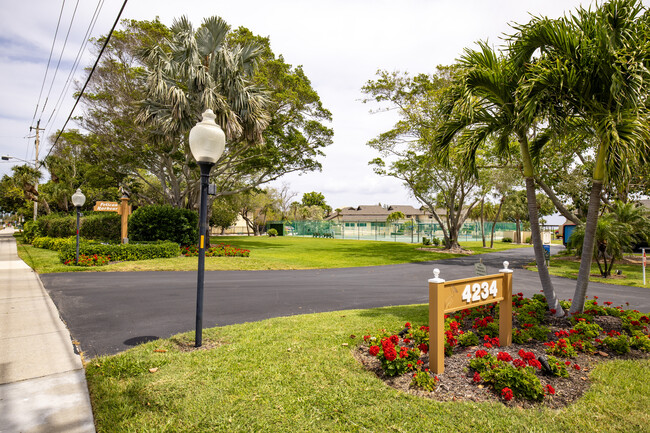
(362, 68, 481, 251)
(209, 195, 241, 234)
(300, 191, 331, 215)
(513, 0, 650, 312)
(76, 17, 331, 209)
(386, 211, 406, 222)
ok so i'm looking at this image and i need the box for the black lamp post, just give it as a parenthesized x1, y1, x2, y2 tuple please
(71, 188, 86, 265)
(189, 109, 226, 347)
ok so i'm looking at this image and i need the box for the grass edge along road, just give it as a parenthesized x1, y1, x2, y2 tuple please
(527, 257, 649, 288)
(85, 303, 649, 433)
(15, 235, 531, 273)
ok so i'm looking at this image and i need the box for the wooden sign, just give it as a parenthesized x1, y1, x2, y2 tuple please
(94, 201, 119, 212)
(428, 262, 513, 374)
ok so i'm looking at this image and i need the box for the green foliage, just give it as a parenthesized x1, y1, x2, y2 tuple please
(32, 236, 75, 252)
(422, 237, 431, 246)
(36, 214, 77, 238)
(545, 356, 570, 378)
(410, 369, 439, 391)
(502, 237, 512, 243)
(544, 339, 577, 358)
(58, 241, 180, 263)
(22, 220, 38, 243)
(129, 205, 198, 245)
(458, 331, 479, 347)
(629, 334, 650, 352)
(482, 364, 545, 401)
(603, 335, 631, 355)
(80, 213, 121, 242)
(267, 228, 278, 237)
(571, 321, 603, 339)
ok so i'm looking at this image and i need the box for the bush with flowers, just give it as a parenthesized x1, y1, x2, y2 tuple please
(357, 294, 649, 405)
(181, 243, 250, 258)
(64, 253, 111, 267)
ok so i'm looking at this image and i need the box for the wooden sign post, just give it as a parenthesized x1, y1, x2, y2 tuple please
(93, 195, 132, 244)
(428, 261, 513, 374)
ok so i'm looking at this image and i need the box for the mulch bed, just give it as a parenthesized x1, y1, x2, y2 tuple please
(353, 313, 649, 408)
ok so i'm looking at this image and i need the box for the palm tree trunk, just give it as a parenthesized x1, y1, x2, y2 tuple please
(525, 177, 563, 316)
(570, 179, 603, 313)
(518, 133, 562, 315)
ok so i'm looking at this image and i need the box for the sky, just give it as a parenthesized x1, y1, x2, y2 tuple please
(0, 0, 594, 219)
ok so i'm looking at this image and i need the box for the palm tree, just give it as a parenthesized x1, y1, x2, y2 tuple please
(512, 0, 650, 312)
(435, 43, 564, 315)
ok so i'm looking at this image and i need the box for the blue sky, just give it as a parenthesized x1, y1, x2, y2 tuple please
(0, 0, 591, 219)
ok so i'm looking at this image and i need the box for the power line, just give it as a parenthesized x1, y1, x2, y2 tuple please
(32, 0, 66, 124)
(39, 0, 81, 121)
(44, 0, 129, 162)
(44, 0, 106, 131)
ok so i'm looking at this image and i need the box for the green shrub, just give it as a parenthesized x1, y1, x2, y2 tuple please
(482, 364, 545, 401)
(458, 331, 479, 347)
(603, 335, 630, 355)
(432, 237, 440, 246)
(129, 205, 198, 245)
(80, 213, 121, 242)
(22, 221, 38, 243)
(422, 237, 430, 246)
(58, 241, 180, 263)
(267, 228, 278, 237)
(502, 237, 512, 243)
(525, 236, 531, 244)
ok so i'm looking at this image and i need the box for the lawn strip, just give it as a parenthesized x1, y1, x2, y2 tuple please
(85, 304, 649, 433)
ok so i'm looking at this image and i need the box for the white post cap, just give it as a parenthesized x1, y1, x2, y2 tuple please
(429, 268, 445, 283)
(499, 261, 514, 273)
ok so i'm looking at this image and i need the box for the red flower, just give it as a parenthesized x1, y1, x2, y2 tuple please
(528, 359, 542, 369)
(545, 384, 555, 395)
(404, 322, 411, 328)
(573, 364, 581, 370)
(550, 309, 557, 314)
(473, 372, 481, 383)
(384, 347, 397, 361)
(418, 343, 428, 354)
(497, 352, 513, 362)
(389, 335, 400, 345)
(501, 387, 514, 401)
(512, 359, 526, 368)
(475, 350, 488, 358)
(369, 346, 380, 356)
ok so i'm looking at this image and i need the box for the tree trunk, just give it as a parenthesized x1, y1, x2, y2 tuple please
(525, 177, 563, 315)
(480, 198, 486, 248)
(515, 219, 521, 244)
(570, 179, 603, 314)
(490, 197, 504, 248)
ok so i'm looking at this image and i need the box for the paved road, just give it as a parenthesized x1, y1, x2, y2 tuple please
(40, 245, 650, 357)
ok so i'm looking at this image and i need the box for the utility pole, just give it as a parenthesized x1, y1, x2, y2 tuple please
(30, 120, 45, 221)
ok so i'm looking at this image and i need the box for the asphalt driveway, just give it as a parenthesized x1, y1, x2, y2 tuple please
(40, 245, 650, 357)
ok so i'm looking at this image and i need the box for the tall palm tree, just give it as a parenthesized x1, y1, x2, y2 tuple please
(139, 16, 270, 144)
(435, 43, 564, 315)
(512, 0, 650, 312)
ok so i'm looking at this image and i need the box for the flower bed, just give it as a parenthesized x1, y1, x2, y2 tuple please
(355, 295, 649, 408)
(63, 254, 111, 267)
(181, 243, 250, 258)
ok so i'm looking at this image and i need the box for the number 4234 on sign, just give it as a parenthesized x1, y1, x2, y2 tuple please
(461, 280, 498, 304)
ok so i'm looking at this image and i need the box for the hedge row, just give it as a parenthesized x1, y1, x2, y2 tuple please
(58, 241, 181, 263)
(32, 236, 76, 252)
(25, 213, 121, 242)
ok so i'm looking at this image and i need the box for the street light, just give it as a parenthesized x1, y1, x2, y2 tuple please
(71, 188, 86, 265)
(189, 109, 226, 347)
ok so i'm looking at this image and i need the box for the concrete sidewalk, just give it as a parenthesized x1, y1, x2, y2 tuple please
(0, 228, 95, 433)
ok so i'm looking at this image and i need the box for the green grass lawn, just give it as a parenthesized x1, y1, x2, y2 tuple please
(85, 304, 650, 433)
(15, 235, 531, 273)
(528, 257, 649, 288)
